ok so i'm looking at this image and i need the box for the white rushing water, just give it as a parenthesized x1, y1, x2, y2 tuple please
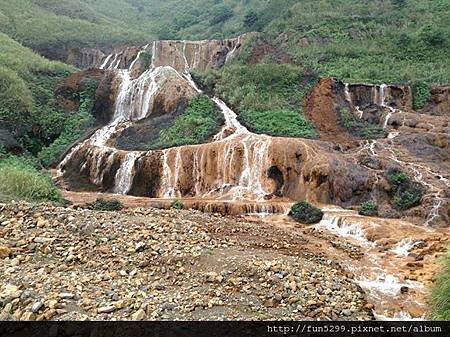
(391, 239, 422, 257)
(113, 152, 141, 194)
(316, 213, 372, 245)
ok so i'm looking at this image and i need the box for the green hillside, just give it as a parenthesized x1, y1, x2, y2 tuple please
(0, 0, 448, 87)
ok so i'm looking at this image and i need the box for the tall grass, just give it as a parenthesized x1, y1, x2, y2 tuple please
(429, 247, 450, 320)
(0, 155, 62, 203)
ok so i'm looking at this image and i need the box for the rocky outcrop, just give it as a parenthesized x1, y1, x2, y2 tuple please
(303, 77, 356, 146)
(55, 69, 117, 125)
(55, 34, 449, 227)
(420, 85, 449, 116)
(37, 45, 106, 69)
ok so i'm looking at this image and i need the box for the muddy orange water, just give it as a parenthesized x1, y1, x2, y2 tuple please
(62, 191, 449, 320)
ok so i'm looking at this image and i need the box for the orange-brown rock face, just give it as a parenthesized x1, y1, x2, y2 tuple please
(97, 35, 250, 76)
(55, 69, 118, 125)
(303, 77, 356, 146)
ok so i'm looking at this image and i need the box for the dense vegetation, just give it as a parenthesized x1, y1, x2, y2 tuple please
(0, 32, 74, 157)
(149, 95, 223, 149)
(358, 201, 379, 216)
(386, 169, 424, 210)
(0, 0, 447, 95)
(0, 152, 62, 203)
(289, 201, 324, 224)
(429, 247, 450, 320)
(193, 63, 318, 138)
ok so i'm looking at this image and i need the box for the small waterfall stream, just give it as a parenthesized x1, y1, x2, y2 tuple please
(345, 83, 447, 225)
(316, 209, 429, 320)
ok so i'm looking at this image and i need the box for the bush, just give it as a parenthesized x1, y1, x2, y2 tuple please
(358, 201, 379, 216)
(387, 169, 409, 186)
(429, 247, 450, 320)
(170, 200, 183, 210)
(386, 169, 424, 210)
(289, 201, 323, 224)
(209, 5, 233, 25)
(412, 82, 431, 110)
(0, 155, 62, 203)
(88, 198, 124, 211)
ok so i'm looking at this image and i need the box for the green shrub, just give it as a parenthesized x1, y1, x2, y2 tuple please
(170, 200, 184, 210)
(386, 169, 424, 210)
(412, 82, 431, 110)
(429, 247, 450, 320)
(200, 63, 318, 138)
(387, 169, 409, 186)
(0, 155, 62, 203)
(88, 198, 124, 211)
(289, 201, 323, 224)
(358, 201, 379, 216)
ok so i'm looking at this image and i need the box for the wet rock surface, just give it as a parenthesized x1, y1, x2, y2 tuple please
(0, 202, 372, 321)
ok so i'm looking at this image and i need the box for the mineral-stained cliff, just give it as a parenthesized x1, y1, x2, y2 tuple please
(56, 36, 449, 227)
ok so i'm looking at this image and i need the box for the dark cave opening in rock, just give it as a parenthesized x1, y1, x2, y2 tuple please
(267, 165, 284, 197)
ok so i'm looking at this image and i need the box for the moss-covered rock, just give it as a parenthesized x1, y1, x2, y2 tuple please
(289, 201, 323, 224)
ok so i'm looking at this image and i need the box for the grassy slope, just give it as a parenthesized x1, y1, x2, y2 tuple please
(0, 33, 75, 154)
(429, 247, 450, 320)
(0, 0, 447, 87)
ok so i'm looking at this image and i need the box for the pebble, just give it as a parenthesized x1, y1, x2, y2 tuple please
(98, 305, 116, 314)
(31, 301, 43, 313)
(0, 246, 11, 258)
(59, 292, 74, 299)
(131, 309, 146, 320)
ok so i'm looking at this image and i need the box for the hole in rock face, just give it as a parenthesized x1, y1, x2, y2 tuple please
(267, 166, 284, 197)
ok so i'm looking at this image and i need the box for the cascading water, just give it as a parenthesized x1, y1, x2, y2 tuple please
(316, 210, 373, 246)
(344, 83, 364, 118)
(113, 152, 141, 194)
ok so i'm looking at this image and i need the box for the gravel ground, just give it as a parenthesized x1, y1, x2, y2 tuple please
(0, 202, 372, 321)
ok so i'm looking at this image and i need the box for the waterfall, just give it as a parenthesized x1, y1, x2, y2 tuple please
(113, 68, 164, 122)
(113, 152, 141, 194)
(158, 134, 272, 201)
(128, 44, 150, 72)
(390, 239, 422, 257)
(316, 213, 372, 245)
(212, 97, 249, 140)
(225, 36, 241, 63)
(382, 107, 395, 128)
(100, 54, 113, 70)
(379, 84, 387, 107)
(344, 83, 364, 119)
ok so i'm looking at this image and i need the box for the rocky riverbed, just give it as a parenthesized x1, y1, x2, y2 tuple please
(0, 202, 373, 321)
